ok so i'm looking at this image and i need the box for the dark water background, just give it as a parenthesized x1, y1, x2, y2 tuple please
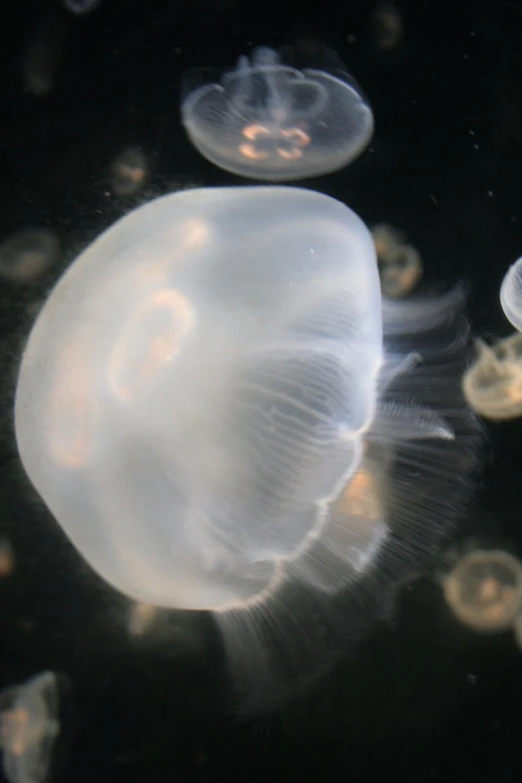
(1, 0, 522, 780)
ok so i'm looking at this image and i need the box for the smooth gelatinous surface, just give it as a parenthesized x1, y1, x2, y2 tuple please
(442, 549, 522, 632)
(462, 333, 522, 421)
(0, 672, 60, 783)
(15, 186, 383, 611)
(181, 46, 373, 181)
(500, 257, 522, 332)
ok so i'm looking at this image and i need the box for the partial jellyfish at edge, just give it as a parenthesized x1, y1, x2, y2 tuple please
(462, 332, 522, 421)
(500, 256, 522, 333)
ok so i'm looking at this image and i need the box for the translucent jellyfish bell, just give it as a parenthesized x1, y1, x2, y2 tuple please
(181, 46, 373, 181)
(15, 187, 479, 708)
(500, 257, 522, 332)
(441, 549, 522, 633)
(15, 187, 383, 611)
(462, 333, 522, 420)
(0, 672, 60, 783)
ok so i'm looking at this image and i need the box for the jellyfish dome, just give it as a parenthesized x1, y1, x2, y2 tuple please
(15, 187, 383, 611)
(15, 186, 479, 709)
(181, 46, 373, 181)
(500, 257, 522, 332)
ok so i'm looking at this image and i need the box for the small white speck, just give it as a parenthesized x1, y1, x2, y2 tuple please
(487, 190, 493, 197)
(473, 144, 479, 150)
(430, 195, 438, 204)
(469, 130, 475, 136)
(462, 54, 469, 60)
(466, 673, 477, 684)
(347, 34, 357, 43)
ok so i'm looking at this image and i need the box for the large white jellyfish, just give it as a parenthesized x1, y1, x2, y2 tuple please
(500, 257, 522, 332)
(181, 46, 373, 181)
(14, 187, 479, 709)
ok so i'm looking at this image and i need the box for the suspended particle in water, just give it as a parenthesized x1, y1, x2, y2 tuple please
(462, 333, 522, 421)
(441, 548, 522, 632)
(0, 229, 60, 284)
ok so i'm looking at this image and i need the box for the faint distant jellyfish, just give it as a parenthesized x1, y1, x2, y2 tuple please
(0, 229, 60, 284)
(372, 223, 422, 298)
(23, 16, 69, 98)
(500, 257, 522, 332)
(512, 611, 522, 652)
(63, 0, 104, 14)
(371, 1, 404, 51)
(0, 672, 60, 783)
(0, 540, 15, 579)
(15, 187, 478, 707)
(181, 46, 373, 180)
(110, 147, 148, 197)
(127, 602, 159, 637)
(441, 549, 522, 632)
(462, 333, 522, 420)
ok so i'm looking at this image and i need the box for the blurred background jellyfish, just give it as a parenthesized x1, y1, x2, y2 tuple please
(440, 548, 522, 633)
(500, 257, 522, 332)
(0, 672, 60, 783)
(0, 229, 60, 285)
(372, 223, 423, 298)
(14, 187, 479, 710)
(63, 0, 104, 15)
(109, 147, 149, 197)
(181, 44, 373, 181)
(462, 333, 522, 421)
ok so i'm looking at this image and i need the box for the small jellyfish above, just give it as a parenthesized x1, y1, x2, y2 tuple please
(15, 186, 479, 707)
(441, 548, 522, 633)
(0, 672, 60, 783)
(372, 223, 422, 298)
(181, 46, 373, 181)
(500, 257, 522, 332)
(462, 333, 522, 421)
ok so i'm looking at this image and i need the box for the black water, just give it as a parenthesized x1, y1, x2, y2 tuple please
(1, 0, 522, 780)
